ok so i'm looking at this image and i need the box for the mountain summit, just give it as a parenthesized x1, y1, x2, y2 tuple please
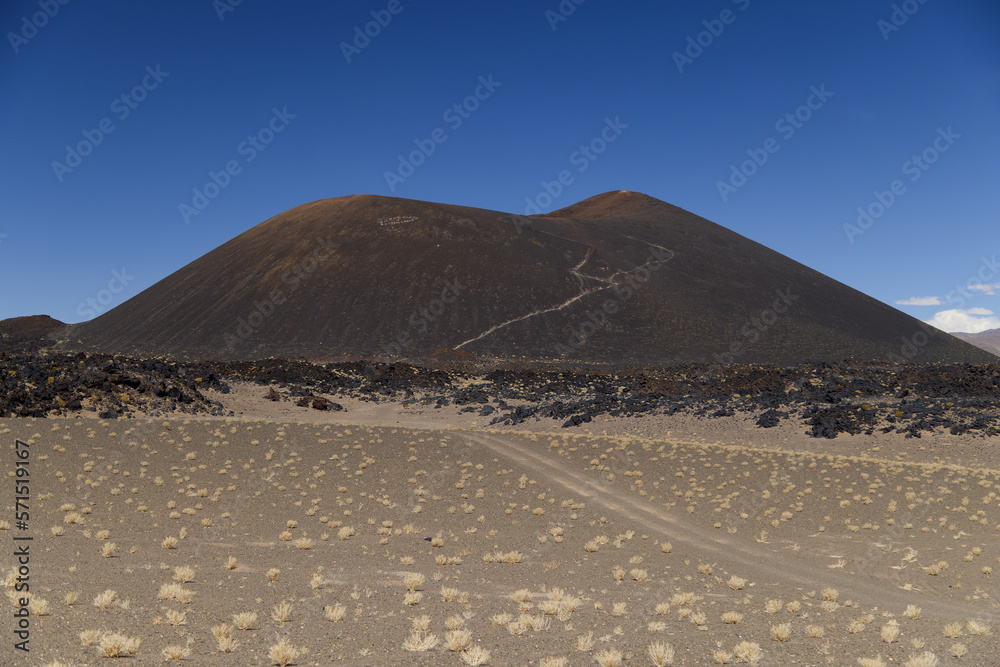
(61, 192, 993, 365)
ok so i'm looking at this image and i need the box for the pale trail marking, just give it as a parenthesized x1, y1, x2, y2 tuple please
(453, 235, 674, 350)
(458, 430, 989, 620)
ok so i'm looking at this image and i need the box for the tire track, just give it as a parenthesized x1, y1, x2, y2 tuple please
(459, 430, 991, 620)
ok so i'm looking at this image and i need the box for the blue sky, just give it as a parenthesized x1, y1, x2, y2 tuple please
(1, 0, 998, 331)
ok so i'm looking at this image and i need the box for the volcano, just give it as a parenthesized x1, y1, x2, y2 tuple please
(59, 191, 995, 366)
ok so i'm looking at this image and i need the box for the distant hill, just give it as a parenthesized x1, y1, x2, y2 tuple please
(59, 191, 996, 366)
(0, 315, 65, 339)
(950, 328, 1000, 357)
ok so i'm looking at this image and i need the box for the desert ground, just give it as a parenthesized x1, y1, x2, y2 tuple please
(4, 383, 1000, 666)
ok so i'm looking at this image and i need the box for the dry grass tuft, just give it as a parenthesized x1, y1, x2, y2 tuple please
(98, 633, 141, 657)
(92, 589, 117, 610)
(161, 645, 191, 661)
(233, 611, 258, 630)
(28, 597, 50, 616)
(158, 583, 196, 603)
(733, 640, 763, 664)
(402, 631, 440, 651)
(165, 609, 187, 626)
(713, 650, 733, 664)
(404, 572, 426, 591)
(881, 622, 900, 643)
(806, 624, 824, 638)
(211, 623, 233, 641)
(670, 592, 700, 607)
(323, 603, 347, 622)
(770, 623, 791, 642)
(539, 658, 567, 667)
(491, 613, 513, 627)
(902, 652, 939, 667)
(79, 630, 102, 646)
(647, 640, 675, 666)
(268, 637, 302, 666)
(594, 648, 623, 667)
(217, 636, 239, 653)
(461, 644, 491, 665)
(857, 657, 887, 667)
(440, 586, 466, 603)
(272, 601, 293, 624)
(444, 629, 472, 652)
(966, 619, 990, 636)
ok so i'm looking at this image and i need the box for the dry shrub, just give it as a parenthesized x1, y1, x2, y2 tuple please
(902, 652, 939, 667)
(404, 572, 425, 591)
(461, 645, 491, 666)
(268, 637, 301, 666)
(444, 630, 472, 652)
(233, 611, 257, 630)
(647, 640, 674, 666)
(881, 622, 901, 643)
(161, 645, 191, 661)
(733, 641, 763, 665)
(98, 633, 140, 658)
(594, 648, 623, 667)
(92, 590, 117, 609)
(402, 632, 439, 651)
(272, 601, 293, 624)
(323, 603, 346, 622)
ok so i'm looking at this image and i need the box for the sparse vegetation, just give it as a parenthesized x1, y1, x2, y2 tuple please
(10, 412, 999, 665)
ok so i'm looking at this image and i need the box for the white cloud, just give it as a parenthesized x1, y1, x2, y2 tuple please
(968, 283, 1000, 295)
(895, 296, 941, 306)
(925, 308, 1000, 334)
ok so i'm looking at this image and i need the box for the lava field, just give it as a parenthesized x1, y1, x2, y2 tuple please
(3, 337, 999, 439)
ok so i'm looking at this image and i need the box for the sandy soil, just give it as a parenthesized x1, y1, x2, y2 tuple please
(214, 380, 1000, 471)
(3, 388, 1000, 665)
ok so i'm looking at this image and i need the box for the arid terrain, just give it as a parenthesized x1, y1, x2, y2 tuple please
(2, 188, 997, 665)
(5, 388, 1000, 665)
